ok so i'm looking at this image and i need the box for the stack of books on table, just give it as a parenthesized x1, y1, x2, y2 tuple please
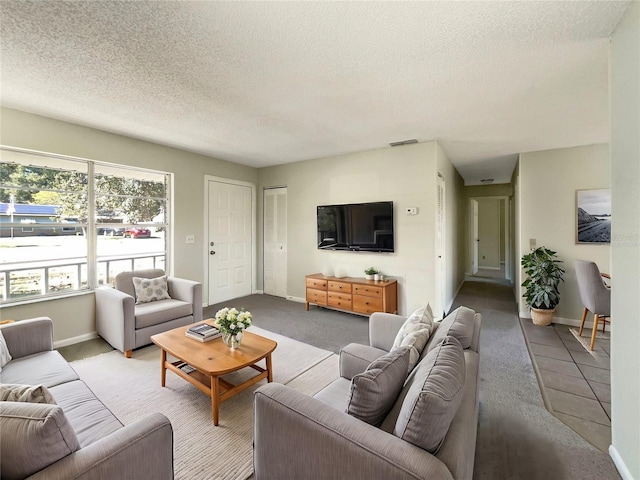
(185, 323, 221, 342)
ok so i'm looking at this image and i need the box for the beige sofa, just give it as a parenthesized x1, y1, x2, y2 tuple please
(254, 306, 481, 480)
(0, 317, 174, 479)
(96, 268, 202, 357)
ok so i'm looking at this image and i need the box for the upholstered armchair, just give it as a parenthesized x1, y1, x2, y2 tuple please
(96, 269, 202, 357)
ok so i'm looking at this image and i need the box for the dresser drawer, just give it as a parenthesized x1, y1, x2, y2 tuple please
(352, 285, 383, 298)
(353, 295, 383, 314)
(306, 277, 328, 290)
(328, 281, 352, 294)
(306, 288, 327, 306)
(327, 292, 352, 310)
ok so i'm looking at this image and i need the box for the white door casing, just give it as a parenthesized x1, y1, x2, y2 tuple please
(471, 199, 479, 275)
(205, 177, 255, 305)
(263, 187, 287, 297)
(435, 173, 446, 318)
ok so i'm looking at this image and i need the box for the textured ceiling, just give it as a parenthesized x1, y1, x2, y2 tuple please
(0, 1, 630, 185)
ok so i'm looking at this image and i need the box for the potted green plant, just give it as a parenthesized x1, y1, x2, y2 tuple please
(521, 247, 565, 326)
(364, 267, 379, 280)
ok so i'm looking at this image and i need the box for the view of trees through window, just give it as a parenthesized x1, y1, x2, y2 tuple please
(0, 147, 169, 303)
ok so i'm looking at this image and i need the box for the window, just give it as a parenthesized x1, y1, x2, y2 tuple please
(0, 146, 170, 304)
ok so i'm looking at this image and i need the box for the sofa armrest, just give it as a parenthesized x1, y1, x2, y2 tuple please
(168, 277, 203, 323)
(339, 343, 388, 380)
(254, 383, 453, 480)
(28, 413, 173, 480)
(95, 287, 135, 353)
(0, 317, 54, 359)
(369, 312, 407, 351)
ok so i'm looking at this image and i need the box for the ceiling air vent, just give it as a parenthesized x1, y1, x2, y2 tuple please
(389, 139, 418, 147)
(480, 178, 494, 184)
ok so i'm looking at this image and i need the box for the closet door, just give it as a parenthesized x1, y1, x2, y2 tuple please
(263, 187, 287, 297)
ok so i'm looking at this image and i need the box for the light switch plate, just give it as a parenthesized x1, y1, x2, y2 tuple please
(186, 234, 195, 244)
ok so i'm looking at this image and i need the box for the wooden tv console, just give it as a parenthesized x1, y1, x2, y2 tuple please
(305, 273, 398, 316)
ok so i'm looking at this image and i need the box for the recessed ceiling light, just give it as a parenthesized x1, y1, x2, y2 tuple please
(389, 139, 418, 147)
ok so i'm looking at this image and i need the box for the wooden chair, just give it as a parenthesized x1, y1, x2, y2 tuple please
(575, 260, 611, 351)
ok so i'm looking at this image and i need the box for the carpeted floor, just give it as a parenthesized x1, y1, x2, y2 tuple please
(204, 294, 370, 354)
(62, 283, 621, 479)
(71, 326, 338, 480)
(452, 281, 620, 480)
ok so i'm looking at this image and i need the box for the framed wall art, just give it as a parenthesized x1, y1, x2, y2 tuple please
(576, 189, 611, 244)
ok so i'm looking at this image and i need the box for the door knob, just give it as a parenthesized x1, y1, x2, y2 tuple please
(210, 250, 216, 255)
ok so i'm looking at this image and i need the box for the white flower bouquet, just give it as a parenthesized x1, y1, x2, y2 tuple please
(213, 307, 252, 342)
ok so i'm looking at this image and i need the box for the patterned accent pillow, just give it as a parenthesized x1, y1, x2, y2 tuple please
(391, 304, 434, 371)
(132, 275, 171, 304)
(0, 329, 12, 372)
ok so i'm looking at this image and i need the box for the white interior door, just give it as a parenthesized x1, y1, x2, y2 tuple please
(263, 187, 287, 297)
(208, 180, 252, 304)
(471, 199, 479, 275)
(435, 173, 446, 318)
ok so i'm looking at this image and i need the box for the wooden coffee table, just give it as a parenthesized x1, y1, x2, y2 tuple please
(151, 320, 277, 425)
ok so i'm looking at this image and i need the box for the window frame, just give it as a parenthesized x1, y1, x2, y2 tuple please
(0, 145, 172, 305)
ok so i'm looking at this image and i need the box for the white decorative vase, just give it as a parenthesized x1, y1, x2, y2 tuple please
(365, 274, 374, 280)
(374, 274, 381, 281)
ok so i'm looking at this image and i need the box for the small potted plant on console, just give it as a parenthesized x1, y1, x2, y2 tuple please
(521, 246, 565, 326)
(364, 267, 379, 281)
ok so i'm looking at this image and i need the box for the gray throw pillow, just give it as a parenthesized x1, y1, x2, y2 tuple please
(0, 402, 81, 480)
(393, 336, 465, 453)
(0, 384, 56, 404)
(346, 347, 410, 426)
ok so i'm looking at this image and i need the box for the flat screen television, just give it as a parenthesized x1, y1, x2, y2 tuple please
(317, 201, 394, 252)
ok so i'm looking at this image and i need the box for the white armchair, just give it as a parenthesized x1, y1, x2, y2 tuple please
(96, 269, 202, 357)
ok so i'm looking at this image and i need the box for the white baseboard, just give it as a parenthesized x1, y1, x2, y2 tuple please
(54, 332, 98, 349)
(519, 311, 610, 332)
(478, 266, 501, 271)
(254, 289, 264, 294)
(286, 295, 306, 304)
(609, 445, 634, 480)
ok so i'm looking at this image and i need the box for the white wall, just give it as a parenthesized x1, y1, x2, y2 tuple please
(517, 143, 611, 323)
(609, 1, 640, 478)
(0, 107, 258, 342)
(257, 141, 463, 316)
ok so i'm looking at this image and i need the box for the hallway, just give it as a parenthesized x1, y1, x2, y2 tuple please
(451, 280, 619, 479)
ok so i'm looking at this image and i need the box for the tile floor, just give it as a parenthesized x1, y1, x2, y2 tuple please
(520, 319, 611, 453)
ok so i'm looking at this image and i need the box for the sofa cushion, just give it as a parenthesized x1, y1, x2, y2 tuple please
(393, 336, 466, 454)
(339, 343, 388, 381)
(426, 306, 476, 356)
(49, 380, 123, 447)
(314, 377, 352, 412)
(0, 401, 81, 480)
(0, 330, 12, 372)
(346, 347, 410, 426)
(133, 275, 171, 304)
(0, 350, 79, 388)
(0, 383, 56, 404)
(134, 298, 193, 329)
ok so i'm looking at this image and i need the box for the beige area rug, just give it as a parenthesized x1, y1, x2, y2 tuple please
(71, 326, 339, 480)
(569, 327, 610, 352)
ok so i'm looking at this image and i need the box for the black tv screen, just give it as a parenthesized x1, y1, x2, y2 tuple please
(317, 201, 394, 252)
